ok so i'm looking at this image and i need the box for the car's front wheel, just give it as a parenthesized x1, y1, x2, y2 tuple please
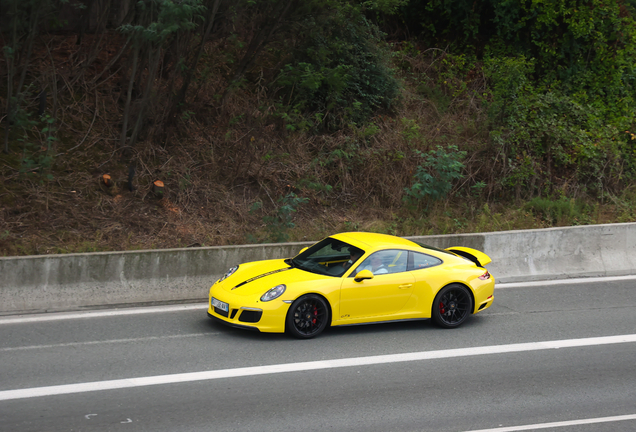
(432, 284, 473, 329)
(286, 294, 330, 339)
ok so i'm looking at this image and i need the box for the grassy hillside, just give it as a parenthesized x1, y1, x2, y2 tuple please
(2, 0, 636, 256)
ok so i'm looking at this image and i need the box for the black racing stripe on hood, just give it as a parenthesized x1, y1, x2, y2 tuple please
(232, 267, 291, 289)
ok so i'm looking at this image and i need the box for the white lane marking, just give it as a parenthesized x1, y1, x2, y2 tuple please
(465, 413, 636, 431)
(1, 333, 635, 401)
(0, 332, 216, 352)
(0, 303, 209, 325)
(496, 274, 636, 289)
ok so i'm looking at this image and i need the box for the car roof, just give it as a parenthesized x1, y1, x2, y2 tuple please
(330, 232, 421, 250)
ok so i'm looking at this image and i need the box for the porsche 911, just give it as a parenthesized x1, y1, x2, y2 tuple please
(207, 232, 494, 338)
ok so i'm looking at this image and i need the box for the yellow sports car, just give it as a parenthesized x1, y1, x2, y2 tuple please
(207, 232, 494, 338)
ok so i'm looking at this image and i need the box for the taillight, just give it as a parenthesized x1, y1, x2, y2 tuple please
(478, 270, 491, 280)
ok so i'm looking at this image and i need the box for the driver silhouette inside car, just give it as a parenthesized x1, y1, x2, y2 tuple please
(343, 249, 362, 270)
(360, 254, 388, 275)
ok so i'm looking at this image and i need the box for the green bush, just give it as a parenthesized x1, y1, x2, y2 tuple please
(484, 56, 628, 197)
(263, 192, 309, 242)
(274, 4, 399, 131)
(396, 0, 636, 196)
(404, 145, 466, 206)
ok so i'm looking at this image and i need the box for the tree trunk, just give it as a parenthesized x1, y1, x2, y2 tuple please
(120, 42, 140, 149)
(129, 46, 163, 149)
(169, 0, 222, 119)
(3, 0, 19, 153)
(220, 0, 297, 105)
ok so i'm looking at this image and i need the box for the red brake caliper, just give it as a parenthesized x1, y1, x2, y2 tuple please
(440, 302, 446, 314)
(312, 306, 317, 325)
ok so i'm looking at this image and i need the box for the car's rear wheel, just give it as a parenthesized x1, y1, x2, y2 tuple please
(432, 284, 472, 329)
(286, 294, 329, 339)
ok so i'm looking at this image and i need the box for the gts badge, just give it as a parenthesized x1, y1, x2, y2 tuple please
(341, 314, 350, 318)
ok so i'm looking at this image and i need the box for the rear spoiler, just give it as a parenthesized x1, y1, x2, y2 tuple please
(445, 246, 492, 267)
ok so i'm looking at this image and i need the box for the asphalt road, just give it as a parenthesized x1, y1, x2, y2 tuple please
(1, 277, 635, 432)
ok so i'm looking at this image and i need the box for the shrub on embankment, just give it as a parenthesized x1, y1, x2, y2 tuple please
(1, 0, 636, 254)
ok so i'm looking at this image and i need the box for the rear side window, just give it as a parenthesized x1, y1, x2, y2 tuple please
(408, 252, 442, 271)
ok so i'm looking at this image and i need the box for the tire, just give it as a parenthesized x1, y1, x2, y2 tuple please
(286, 294, 330, 339)
(431, 284, 473, 329)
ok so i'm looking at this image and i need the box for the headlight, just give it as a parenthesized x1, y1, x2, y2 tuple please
(219, 265, 239, 282)
(260, 284, 286, 302)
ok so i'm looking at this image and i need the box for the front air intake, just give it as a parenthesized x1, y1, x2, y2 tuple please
(214, 307, 229, 318)
(239, 310, 263, 323)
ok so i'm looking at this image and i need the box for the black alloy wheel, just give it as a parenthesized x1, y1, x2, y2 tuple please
(431, 284, 473, 329)
(286, 294, 330, 339)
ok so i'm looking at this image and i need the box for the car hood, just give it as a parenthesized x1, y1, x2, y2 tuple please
(218, 259, 333, 297)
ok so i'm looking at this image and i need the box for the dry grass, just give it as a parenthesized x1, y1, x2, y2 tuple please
(1, 37, 635, 256)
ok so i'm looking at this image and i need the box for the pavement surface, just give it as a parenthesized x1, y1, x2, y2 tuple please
(1, 277, 635, 432)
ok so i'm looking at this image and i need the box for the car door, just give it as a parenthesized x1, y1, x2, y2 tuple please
(338, 250, 415, 320)
(406, 251, 445, 310)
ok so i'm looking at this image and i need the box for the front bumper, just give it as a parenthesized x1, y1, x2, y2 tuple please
(207, 312, 261, 331)
(207, 294, 291, 333)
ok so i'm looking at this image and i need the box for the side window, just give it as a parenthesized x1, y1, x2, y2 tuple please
(351, 250, 408, 276)
(409, 252, 442, 271)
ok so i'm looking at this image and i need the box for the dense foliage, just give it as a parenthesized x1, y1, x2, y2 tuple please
(2, 0, 636, 254)
(398, 0, 636, 197)
(274, 3, 399, 130)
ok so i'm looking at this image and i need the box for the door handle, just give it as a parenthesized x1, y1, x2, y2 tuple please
(398, 284, 412, 289)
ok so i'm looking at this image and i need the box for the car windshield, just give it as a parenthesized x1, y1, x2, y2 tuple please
(291, 237, 364, 277)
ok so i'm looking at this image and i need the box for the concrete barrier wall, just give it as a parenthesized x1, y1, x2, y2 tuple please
(1, 223, 635, 314)
(0, 243, 313, 314)
(410, 222, 636, 282)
